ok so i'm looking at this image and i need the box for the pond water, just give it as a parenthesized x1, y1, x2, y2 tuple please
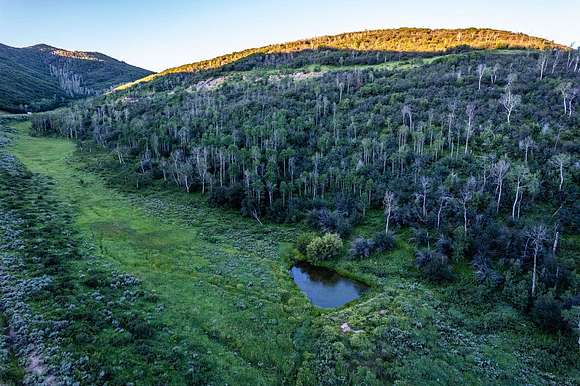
(289, 261, 368, 308)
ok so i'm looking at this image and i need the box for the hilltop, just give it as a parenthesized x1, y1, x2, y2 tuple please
(0, 43, 152, 112)
(117, 27, 566, 89)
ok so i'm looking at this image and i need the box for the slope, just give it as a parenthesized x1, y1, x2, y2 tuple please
(24, 27, 580, 384)
(116, 27, 566, 89)
(0, 43, 152, 112)
(3, 121, 578, 385)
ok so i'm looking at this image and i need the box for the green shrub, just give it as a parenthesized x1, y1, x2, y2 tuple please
(479, 305, 521, 332)
(349, 237, 374, 259)
(532, 294, 564, 331)
(562, 306, 580, 342)
(123, 315, 155, 339)
(296, 232, 316, 255)
(415, 249, 453, 282)
(373, 232, 395, 252)
(451, 227, 468, 262)
(84, 270, 109, 288)
(501, 273, 530, 311)
(306, 233, 343, 262)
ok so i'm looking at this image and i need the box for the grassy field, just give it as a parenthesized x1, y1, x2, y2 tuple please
(3, 121, 578, 385)
(8, 121, 318, 384)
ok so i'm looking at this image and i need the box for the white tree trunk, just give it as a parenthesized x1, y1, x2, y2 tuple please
(512, 180, 521, 220)
(532, 248, 538, 296)
(463, 203, 468, 233)
(497, 181, 503, 212)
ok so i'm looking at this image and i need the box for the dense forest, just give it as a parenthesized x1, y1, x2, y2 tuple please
(25, 28, 580, 384)
(0, 43, 151, 113)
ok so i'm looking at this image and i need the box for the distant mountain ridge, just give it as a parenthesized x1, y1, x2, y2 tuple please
(0, 43, 152, 112)
(117, 27, 567, 90)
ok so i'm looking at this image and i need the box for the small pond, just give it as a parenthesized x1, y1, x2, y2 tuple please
(289, 261, 368, 308)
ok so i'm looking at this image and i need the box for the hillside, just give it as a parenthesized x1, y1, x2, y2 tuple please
(117, 27, 566, 89)
(0, 43, 152, 112)
(3, 27, 579, 385)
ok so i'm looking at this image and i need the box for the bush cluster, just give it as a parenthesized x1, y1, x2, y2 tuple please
(306, 233, 343, 262)
(415, 249, 454, 282)
(349, 232, 395, 259)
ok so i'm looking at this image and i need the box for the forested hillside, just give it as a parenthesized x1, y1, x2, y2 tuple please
(0, 43, 152, 112)
(28, 28, 580, 384)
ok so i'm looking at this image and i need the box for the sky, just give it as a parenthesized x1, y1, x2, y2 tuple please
(0, 0, 578, 72)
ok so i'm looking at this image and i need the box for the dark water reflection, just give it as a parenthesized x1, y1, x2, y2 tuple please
(290, 261, 368, 308)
